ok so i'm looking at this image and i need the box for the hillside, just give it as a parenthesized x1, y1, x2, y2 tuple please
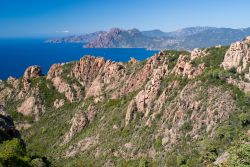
(1, 37, 250, 166)
(46, 27, 250, 50)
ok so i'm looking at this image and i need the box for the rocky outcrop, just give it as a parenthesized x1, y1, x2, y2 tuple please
(213, 152, 230, 165)
(221, 37, 250, 93)
(17, 96, 45, 121)
(63, 105, 97, 144)
(50, 77, 76, 102)
(132, 64, 168, 115)
(125, 100, 137, 126)
(226, 76, 250, 93)
(66, 136, 99, 157)
(172, 54, 205, 78)
(190, 48, 207, 60)
(23, 65, 42, 79)
(221, 36, 250, 73)
(129, 57, 138, 64)
(46, 63, 64, 80)
(63, 112, 89, 144)
(53, 99, 65, 109)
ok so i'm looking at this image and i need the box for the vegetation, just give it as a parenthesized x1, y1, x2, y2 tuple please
(0, 138, 49, 167)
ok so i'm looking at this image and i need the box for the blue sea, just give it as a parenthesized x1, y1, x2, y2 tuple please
(0, 38, 158, 80)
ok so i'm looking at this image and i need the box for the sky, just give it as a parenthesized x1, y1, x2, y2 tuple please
(1, 0, 250, 37)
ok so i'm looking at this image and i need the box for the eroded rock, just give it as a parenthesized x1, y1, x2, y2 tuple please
(24, 65, 42, 79)
(221, 37, 250, 73)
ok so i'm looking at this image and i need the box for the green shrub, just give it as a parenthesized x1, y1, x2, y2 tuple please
(139, 158, 148, 167)
(181, 122, 193, 132)
(153, 138, 163, 151)
(239, 112, 250, 126)
(226, 140, 250, 166)
(216, 125, 237, 143)
(0, 138, 30, 167)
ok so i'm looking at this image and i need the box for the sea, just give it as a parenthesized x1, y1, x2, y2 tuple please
(0, 38, 158, 80)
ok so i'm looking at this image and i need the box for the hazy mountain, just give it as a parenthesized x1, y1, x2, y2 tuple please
(178, 27, 250, 49)
(142, 29, 169, 37)
(45, 31, 105, 43)
(46, 26, 250, 50)
(166, 26, 216, 38)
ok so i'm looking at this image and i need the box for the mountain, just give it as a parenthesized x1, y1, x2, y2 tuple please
(1, 37, 250, 166)
(177, 27, 250, 50)
(46, 27, 250, 50)
(85, 28, 174, 50)
(142, 29, 169, 37)
(45, 31, 105, 43)
(166, 26, 216, 38)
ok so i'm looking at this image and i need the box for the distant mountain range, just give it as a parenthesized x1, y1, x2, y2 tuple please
(46, 26, 250, 50)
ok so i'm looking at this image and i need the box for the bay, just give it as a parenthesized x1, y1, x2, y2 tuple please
(0, 38, 158, 80)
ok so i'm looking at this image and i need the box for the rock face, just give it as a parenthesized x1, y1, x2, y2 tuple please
(63, 105, 97, 144)
(23, 65, 42, 79)
(63, 111, 89, 144)
(131, 63, 168, 115)
(172, 54, 205, 79)
(125, 100, 137, 126)
(17, 96, 45, 121)
(222, 37, 250, 73)
(190, 48, 207, 60)
(221, 37, 250, 93)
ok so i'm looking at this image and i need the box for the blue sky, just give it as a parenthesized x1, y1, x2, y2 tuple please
(1, 0, 250, 37)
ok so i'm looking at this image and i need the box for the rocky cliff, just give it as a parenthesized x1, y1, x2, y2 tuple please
(1, 38, 250, 166)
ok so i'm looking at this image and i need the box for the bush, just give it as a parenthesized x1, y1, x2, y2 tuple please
(0, 138, 30, 167)
(139, 158, 148, 167)
(181, 122, 193, 132)
(226, 141, 250, 166)
(216, 125, 236, 143)
(239, 112, 250, 126)
(30, 158, 47, 167)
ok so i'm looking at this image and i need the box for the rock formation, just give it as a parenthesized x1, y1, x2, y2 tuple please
(23, 65, 43, 79)
(221, 36, 250, 93)
(222, 36, 250, 73)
